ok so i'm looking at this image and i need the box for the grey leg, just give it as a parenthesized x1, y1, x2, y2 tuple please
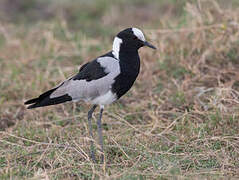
(97, 107, 104, 163)
(88, 105, 97, 162)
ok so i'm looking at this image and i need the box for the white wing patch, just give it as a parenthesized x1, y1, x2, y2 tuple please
(132, 28, 145, 42)
(97, 57, 120, 74)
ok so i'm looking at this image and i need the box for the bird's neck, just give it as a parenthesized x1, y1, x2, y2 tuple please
(117, 47, 140, 74)
(112, 37, 139, 62)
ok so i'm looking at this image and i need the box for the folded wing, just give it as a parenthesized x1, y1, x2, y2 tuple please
(25, 54, 120, 109)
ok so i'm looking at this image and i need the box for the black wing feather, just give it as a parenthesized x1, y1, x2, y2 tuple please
(73, 58, 109, 81)
(25, 86, 72, 109)
(24, 87, 57, 105)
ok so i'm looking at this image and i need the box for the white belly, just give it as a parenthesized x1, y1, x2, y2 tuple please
(90, 91, 117, 105)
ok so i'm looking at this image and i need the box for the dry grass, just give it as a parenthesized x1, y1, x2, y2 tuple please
(0, 0, 239, 179)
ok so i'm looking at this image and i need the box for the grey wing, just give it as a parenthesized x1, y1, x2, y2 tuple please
(50, 56, 120, 102)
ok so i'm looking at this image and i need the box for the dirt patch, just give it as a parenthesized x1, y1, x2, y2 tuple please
(0, 107, 25, 130)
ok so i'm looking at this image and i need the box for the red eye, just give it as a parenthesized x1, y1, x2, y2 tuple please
(133, 36, 138, 40)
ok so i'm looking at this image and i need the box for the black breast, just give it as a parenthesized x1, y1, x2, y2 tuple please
(112, 52, 140, 99)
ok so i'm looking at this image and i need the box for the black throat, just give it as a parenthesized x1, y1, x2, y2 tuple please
(119, 40, 141, 71)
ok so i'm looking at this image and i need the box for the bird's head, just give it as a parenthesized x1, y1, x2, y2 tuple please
(112, 27, 156, 58)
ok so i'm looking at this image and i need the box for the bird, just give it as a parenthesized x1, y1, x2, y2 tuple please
(25, 27, 156, 163)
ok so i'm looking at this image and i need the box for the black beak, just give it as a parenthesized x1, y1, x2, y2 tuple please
(143, 41, 156, 49)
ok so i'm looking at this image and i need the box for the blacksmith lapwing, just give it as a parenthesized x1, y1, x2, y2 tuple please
(25, 27, 156, 162)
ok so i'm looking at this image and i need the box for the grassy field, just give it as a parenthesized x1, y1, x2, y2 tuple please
(0, 0, 239, 179)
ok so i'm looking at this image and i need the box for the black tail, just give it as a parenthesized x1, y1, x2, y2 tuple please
(25, 87, 72, 109)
